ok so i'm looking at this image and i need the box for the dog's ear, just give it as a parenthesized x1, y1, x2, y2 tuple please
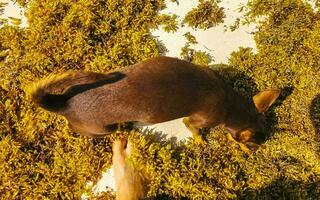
(253, 89, 281, 113)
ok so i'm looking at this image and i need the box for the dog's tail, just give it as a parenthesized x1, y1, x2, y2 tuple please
(28, 71, 125, 113)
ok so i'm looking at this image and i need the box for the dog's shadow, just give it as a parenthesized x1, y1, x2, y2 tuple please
(137, 127, 188, 156)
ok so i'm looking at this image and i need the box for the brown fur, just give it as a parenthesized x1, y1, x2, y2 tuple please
(29, 56, 280, 147)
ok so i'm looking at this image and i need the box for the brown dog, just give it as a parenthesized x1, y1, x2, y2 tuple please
(29, 56, 280, 148)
